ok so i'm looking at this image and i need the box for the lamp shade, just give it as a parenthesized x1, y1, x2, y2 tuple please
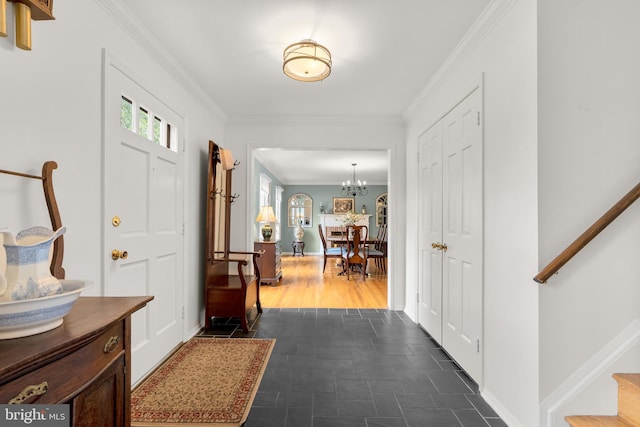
(283, 39, 331, 82)
(255, 206, 276, 223)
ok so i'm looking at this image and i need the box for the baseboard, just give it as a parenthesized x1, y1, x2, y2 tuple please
(481, 388, 528, 427)
(539, 318, 640, 427)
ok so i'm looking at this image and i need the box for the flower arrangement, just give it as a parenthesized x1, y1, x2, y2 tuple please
(341, 211, 364, 226)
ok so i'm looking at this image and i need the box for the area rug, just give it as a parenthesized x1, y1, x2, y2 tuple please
(131, 338, 275, 426)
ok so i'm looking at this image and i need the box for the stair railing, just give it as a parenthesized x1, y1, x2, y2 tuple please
(534, 182, 640, 284)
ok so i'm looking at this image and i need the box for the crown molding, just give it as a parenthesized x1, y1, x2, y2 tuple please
(226, 115, 404, 127)
(94, 0, 227, 121)
(403, 0, 520, 119)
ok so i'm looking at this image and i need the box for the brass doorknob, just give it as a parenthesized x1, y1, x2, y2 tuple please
(431, 242, 448, 252)
(111, 249, 128, 260)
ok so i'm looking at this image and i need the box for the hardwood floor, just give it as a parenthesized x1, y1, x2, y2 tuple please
(259, 254, 388, 309)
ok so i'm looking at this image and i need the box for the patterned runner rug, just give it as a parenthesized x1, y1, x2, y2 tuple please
(131, 337, 275, 426)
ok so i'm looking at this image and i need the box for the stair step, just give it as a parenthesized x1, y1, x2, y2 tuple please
(565, 415, 634, 426)
(614, 373, 640, 426)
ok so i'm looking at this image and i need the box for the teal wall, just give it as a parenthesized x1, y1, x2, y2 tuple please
(254, 160, 387, 254)
(282, 185, 387, 254)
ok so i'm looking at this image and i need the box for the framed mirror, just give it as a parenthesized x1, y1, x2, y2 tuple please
(376, 192, 388, 226)
(288, 193, 312, 228)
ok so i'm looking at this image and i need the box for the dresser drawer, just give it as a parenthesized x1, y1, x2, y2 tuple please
(0, 321, 124, 404)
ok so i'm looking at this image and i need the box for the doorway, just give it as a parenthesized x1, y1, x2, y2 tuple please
(250, 148, 392, 309)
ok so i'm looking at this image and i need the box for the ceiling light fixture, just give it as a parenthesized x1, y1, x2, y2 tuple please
(341, 163, 367, 197)
(283, 39, 331, 82)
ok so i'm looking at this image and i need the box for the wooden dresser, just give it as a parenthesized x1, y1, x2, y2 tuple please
(254, 240, 282, 285)
(0, 296, 152, 427)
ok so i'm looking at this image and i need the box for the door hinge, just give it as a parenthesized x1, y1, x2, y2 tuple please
(417, 152, 420, 163)
(476, 339, 480, 353)
(417, 293, 420, 303)
(477, 112, 480, 126)
(182, 306, 185, 319)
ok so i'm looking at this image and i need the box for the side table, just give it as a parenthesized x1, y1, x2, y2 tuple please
(292, 240, 305, 256)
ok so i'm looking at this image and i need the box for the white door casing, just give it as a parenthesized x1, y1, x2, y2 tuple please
(103, 56, 184, 384)
(418, 86, 483, 384)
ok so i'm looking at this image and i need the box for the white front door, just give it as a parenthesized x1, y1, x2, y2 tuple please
(103, 58, 184, 384)
(418, 87, 483, 383)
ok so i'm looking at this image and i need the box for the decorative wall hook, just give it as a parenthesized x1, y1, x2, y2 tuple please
(232, 160, 240, 170)
(229, 193, 240, 203)
(6, 0, 55, 50)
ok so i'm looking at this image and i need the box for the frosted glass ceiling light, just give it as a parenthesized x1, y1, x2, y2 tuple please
(283, 39, 332, 82)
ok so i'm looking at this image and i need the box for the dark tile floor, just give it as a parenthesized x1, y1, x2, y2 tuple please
(199, 308, 507, 427)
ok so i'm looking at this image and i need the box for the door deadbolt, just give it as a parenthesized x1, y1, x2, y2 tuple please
(111, 249, 128, 260)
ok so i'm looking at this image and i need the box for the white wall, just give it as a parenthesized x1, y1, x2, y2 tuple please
(0, 0, 225, 338)
(404, 0, 539, 425)
(538, 0, 640, 419)
(225, 117, 407, 310)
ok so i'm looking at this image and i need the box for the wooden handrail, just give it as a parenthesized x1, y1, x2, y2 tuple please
(534, 182, 640, 284)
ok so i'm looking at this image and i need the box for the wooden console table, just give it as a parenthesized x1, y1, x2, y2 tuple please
(0, 296, 152, 426)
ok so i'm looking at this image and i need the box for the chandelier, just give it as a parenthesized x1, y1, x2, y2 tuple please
(341, 163, 367, 197)
(283, 39, 332, 82)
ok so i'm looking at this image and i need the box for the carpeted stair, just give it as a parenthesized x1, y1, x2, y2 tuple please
(565, 373, 640, 426)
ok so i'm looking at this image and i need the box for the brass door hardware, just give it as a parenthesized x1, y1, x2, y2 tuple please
(112, 216, 121, 227)
(431, 242, 448, 252)
(111, 249, 128, 260)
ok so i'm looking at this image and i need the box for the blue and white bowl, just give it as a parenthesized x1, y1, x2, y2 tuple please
(0, 280, 85, 339)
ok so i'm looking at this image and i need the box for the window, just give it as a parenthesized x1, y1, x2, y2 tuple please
(259, 174, 271, 208)
(275, 186, 283, 240)
(120, 94, 177, 152)
(376, 193, 388, 226)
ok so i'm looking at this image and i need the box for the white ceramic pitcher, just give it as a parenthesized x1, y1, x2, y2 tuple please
(0, 226, 66, 302)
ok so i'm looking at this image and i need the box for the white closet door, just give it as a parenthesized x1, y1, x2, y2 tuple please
(418, 123, 444, 343)
(418, 87, 483, 384)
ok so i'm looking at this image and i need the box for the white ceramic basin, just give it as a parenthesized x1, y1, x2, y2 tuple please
(0, 280, 85, 339)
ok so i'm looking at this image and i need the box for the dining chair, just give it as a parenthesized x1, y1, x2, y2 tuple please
(367, 224, 386, 273)
(340, 225, 368, 280)
(318, 225, 343, 273)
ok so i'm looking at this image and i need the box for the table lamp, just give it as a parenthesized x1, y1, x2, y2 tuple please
(255, 206, 277, 241)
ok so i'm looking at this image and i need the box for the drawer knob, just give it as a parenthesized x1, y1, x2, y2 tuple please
(9, 382, 48, 404)
(104, 335, 120, 353)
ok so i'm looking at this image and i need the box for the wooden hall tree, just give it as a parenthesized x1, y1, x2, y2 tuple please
(204, 141, 262, 333)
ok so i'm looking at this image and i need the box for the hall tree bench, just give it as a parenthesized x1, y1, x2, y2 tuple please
(204, 141, 262, 333)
